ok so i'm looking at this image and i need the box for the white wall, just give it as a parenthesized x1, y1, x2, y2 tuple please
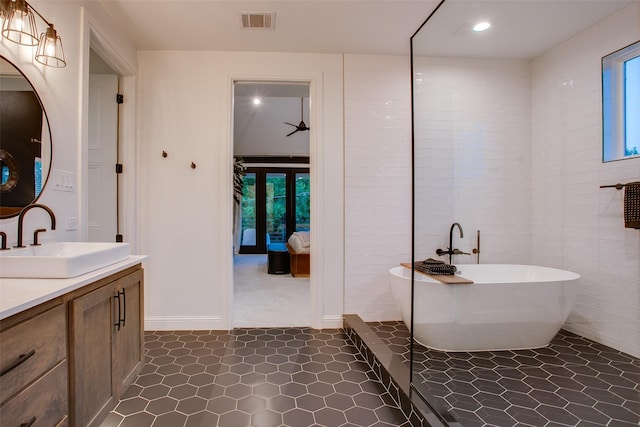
(137, 51, 343, 330)
(343, 55, 412, 321)
(532, 2, 640, 358)
(0, 2, 136, 245)
(413, 57, 533, 264)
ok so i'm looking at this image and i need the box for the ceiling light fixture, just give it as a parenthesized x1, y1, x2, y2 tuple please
(472, 21, 491, 32)
(1, 0, 66, 67)
(253, 97, 261, 105)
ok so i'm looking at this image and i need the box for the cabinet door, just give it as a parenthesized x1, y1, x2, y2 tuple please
(69, 283, 116, 427)
(113, 270, 144, 398)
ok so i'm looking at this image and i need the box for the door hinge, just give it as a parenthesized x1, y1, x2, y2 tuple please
(116, 94, 124, 104)
(115, 163, 123, 174)
(116, 234, 123, 242)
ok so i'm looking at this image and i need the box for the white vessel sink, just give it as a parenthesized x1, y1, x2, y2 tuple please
(0, 242, 130, 279)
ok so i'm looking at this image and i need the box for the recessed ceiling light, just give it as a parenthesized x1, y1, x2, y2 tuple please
(253, 97, 261, 105)
(473, 21, 491, 32)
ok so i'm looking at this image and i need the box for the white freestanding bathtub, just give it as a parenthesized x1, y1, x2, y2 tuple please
(389, 264, 580, 352)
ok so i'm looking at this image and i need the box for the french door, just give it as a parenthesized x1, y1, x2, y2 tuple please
(239, 168, 309, 254)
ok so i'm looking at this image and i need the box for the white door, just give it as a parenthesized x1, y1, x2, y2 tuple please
(88, 74, 118, 242)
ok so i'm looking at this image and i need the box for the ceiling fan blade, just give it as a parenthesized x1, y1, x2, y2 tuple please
(285, 97, 309, 136)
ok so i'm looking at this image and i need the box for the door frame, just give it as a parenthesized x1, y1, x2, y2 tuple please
(80, 9, 137, 251)
(228, 77, 320, 329)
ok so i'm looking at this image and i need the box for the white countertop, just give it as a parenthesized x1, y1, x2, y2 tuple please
(0, 255, 147, 320)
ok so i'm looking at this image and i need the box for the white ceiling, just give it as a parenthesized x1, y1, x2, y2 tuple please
(413, 0, 635, 59)
(234, 95, 310, 156)
(99, 0, 441, 56)
(99, 0, 635, 57)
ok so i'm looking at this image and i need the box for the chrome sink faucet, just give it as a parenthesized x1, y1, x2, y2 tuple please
(436, 222, 470, 264)
(15, 204, 56, 248)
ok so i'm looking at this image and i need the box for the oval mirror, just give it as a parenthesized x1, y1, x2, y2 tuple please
(0, 56, 52, 218)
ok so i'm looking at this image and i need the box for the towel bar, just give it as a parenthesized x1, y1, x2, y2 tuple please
(600, 183, 628, 190)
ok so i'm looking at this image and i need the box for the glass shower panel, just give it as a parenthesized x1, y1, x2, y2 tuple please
(409, 0, 613, 424)
(266, 173, 287, 243)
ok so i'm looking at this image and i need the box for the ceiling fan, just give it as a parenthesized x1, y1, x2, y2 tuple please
(285, 97, 310, 137)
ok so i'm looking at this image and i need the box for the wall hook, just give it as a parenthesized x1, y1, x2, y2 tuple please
(162, 151, 168, 158)
(191, 162, 197, 169)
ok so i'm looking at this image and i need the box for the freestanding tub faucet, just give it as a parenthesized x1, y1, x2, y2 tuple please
(436, 222, 469, 264)
(15, 204, 56, 248)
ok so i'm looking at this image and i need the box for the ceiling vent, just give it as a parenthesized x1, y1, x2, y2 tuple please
(240, 12, 275, 29)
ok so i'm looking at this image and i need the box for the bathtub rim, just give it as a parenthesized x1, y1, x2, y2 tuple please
(389, 264, 581, 284)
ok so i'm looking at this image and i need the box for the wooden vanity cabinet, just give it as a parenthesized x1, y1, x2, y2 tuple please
(0, 264, 143, 427)
(69, 266, 144, 427)
(0, 302, 69, 427)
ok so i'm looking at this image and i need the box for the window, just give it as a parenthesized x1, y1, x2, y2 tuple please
(34, 157, 42, 197)
(239, 166, 310, 254)
(602, 40, 640, 162)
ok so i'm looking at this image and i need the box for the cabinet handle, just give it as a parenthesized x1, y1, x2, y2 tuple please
(0, 349, 35, 377)
(20, 416, 36, 427)
(114, 292, 121, 331)
(121, 288, 127, 327)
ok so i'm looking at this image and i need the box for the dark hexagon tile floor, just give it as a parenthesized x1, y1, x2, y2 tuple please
(367, 321, 640, 427)
(100, 329, 413, 427)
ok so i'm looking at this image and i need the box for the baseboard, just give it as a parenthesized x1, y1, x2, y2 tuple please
(145, 315, 343, 331)
(145, 316, 226, 331)
(322, 314, 344, 329)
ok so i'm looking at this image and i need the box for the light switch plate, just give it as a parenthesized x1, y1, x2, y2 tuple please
(52, 170, 75, 192)
(65, 217, 78, 231)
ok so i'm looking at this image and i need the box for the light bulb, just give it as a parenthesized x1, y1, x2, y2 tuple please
(473, 22, 491, 32)
(45, 37, 56, 56)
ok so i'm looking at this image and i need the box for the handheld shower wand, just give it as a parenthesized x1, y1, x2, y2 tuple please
(472, 230, 480, 264)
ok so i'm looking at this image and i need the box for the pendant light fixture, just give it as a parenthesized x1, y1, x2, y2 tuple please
(0, 0, 66, 68)
(2, 0, 38, 46)
(35, 23, 65, 67)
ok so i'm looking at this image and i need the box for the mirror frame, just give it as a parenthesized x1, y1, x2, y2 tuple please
(0, 55, 53, 218)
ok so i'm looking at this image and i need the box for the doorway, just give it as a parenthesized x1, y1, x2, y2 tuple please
(87, 48, 119, 242)
(232, 81, 311, 327)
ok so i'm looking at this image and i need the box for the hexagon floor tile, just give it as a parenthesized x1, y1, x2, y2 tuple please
(100, 329, 413, 427)
(367, 321, 640, 427)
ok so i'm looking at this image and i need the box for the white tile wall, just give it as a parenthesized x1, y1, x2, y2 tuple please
(413, 57, 533, 265)
(344, 54, 412, 321)
(343, 4, 639, 360)
(532, 3, 640, 358)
